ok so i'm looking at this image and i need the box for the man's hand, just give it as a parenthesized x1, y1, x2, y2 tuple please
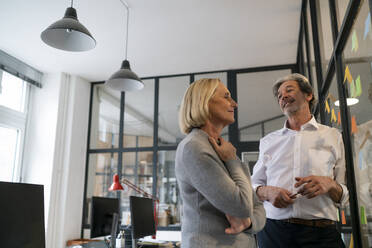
(257, 186, 296, 208)
(295, 176, 342, 202)
(209, 137, 237, 162)
(225, 214, 252, 234)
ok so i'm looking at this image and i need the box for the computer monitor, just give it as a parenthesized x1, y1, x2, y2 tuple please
(90, 196, 120, 238)
(0, 181, 45, 248)
(129, 196, 156, 239)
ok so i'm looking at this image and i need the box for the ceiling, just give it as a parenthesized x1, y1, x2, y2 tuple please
(0, 0, 301, 81)
(1, 0, 302, 142)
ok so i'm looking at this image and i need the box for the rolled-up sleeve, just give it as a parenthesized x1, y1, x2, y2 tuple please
(251, 139, 267, 192)
(334, 132, 349, 207)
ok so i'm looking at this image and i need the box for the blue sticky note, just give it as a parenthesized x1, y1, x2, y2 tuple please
(364, 13, 371, 40)
(358, 150, 363, 170)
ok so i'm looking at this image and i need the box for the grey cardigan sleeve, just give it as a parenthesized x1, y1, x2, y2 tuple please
(180, 141, 254, 218)
(244, 186, 266, 234)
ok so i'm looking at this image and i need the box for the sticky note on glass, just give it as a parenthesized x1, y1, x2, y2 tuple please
(331, 108, 337, 123)
(328, 93, 336, 103)
(344, 66, 353, 83)
(325, 100, 330, 113)
(364, 13, 371, 40)
(341, 210, 346, 224)
(351, 116, 358, 134)
(349, 234, 354, 248)
(360, 206, 367, 224)
(358, 151, 364, 170)
(352, 29, 359, 52)
(350, 79, 356, 97)
(355, 75, 362, 97)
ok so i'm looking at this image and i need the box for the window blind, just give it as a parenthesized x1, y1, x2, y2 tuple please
(0, 49, 43, 88)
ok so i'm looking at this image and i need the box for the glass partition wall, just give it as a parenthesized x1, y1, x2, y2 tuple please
(299, 0, 372, 246)
(82, 2, 372, 246)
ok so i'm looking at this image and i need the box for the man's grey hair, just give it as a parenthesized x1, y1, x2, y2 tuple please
(272, 73, 317, 113)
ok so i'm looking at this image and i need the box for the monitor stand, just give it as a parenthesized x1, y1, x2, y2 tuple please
(131, 231, 137, 248)
(110, 213, 119, 248)
(132, 239, 138, 248)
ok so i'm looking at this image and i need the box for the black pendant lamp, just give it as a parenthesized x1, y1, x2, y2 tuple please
(41, 0, 96, 52)
(105, 0, 144, 91)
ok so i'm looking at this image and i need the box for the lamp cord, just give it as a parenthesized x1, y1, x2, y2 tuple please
(119, 0, 130, 60)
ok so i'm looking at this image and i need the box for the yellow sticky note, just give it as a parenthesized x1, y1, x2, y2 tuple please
(349, 234, 354, 248)
(344, 66, 353, 83)
(325, 100, 330, 113)
(352, 29, 359, 52)
(355, 75, 362, 97)
(331, 109, 337, 123)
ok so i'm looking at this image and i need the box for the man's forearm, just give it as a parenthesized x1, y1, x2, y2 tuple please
(328, 181, 343, 203)
(256, 186, 267, 201)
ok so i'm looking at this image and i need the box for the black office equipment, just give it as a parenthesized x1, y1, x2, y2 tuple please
(129, 196, 156, 240)
(90, 196, 120, 239)
(0, 181, 45, 248)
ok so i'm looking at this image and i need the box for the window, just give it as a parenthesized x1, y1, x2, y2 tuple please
(0, 69, 30, 182)
(83, 65, 297, 232)
(237, 69, 291, 142)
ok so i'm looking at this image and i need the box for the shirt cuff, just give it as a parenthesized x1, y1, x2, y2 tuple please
(335, 183, 349, 207)
(252, 184, 263, 193)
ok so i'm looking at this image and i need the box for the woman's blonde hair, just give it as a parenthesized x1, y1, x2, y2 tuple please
(179, 78, 221, 134)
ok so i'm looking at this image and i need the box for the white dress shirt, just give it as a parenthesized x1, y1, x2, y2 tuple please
(251, 117, 349, 221)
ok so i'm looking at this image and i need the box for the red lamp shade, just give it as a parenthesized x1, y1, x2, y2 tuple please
(109, 174, 124, 191)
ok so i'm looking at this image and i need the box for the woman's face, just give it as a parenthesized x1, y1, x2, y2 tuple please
(208, 82, 237, 127)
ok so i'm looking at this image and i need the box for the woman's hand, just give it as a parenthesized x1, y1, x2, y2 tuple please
(225, 214, 252, 234)
(209, 137, 237, 162)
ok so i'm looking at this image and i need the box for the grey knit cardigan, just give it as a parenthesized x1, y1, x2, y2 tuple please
(175, 128, 266, 248)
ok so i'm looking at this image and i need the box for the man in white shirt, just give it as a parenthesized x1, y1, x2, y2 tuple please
(251, 73, 348, 248)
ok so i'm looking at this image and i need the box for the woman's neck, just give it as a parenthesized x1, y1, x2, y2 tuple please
(201, 120, 223, 139)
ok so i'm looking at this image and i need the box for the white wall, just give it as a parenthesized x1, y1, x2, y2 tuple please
(22, 72, 62, 225)
(56, 75, 90, 247)
(23, 73, 91, 248)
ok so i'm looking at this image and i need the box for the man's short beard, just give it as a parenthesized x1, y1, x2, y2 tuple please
(283, 105, 300, 117)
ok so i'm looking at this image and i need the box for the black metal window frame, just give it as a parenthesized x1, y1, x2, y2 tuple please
(81, 2, 370, 243)
(298, 0, 368, 247)
(81, 62, 297, 235)
(81, 0, 371, 237)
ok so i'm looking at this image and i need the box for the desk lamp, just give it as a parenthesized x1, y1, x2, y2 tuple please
(109, 174, 159, 239)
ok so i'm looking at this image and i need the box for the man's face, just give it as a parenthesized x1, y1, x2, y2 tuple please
(277, 80, 312, 116)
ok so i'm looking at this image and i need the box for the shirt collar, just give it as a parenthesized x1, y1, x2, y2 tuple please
(280, 116, 318, 134)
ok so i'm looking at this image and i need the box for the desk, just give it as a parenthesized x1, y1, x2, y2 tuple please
(67, 239, 180, 248)
(67, 240, 107, 248)
(137, 241, 179, 248)
(138, 231, 181, 248)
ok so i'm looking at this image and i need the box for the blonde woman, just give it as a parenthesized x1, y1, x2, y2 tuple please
(175, 78, 266, 248)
